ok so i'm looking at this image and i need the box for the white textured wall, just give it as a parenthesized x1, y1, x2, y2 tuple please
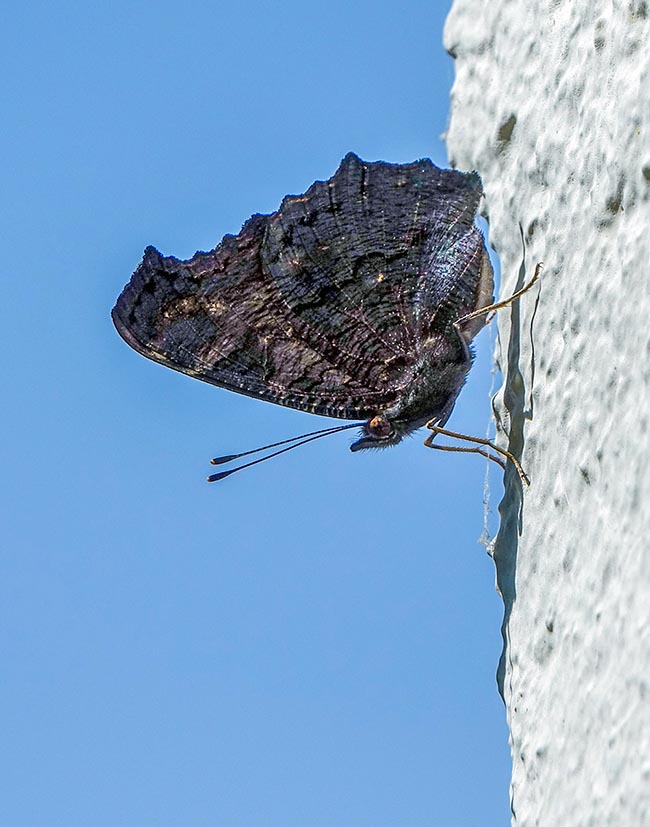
(443, 2, 650, 825)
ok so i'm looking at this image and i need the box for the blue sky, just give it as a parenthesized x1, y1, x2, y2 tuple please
(3, 1, 511, 824)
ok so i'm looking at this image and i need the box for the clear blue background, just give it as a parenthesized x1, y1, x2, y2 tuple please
(2, 1, 510, 824)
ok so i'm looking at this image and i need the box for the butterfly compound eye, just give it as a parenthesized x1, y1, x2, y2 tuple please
(368, 416, 393, 439)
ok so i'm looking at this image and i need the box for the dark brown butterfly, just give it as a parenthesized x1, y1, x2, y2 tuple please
(113, 153, 533, 481)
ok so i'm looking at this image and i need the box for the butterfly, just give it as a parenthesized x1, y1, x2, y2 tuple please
(113, 152, 534, 482)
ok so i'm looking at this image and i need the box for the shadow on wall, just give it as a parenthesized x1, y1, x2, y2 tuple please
(493, 244, 540, 699)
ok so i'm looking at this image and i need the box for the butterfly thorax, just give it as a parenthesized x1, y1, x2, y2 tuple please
(350, 328, 472, 451)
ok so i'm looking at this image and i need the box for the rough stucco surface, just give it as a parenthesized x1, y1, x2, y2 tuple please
(443, 2, 650, 825)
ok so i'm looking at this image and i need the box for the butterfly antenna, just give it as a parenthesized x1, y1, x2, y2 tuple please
(207, 422, 362, 482)
(210, 423, 361, 465)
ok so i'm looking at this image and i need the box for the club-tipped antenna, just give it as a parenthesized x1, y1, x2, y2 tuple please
(210, 423, 362, 465)
(207, 422, 362, 482)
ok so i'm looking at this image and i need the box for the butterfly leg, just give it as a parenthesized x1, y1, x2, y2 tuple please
(455, 261, 542, 329)
(424, 423, 530, 486)
(424, 440, 507, 470)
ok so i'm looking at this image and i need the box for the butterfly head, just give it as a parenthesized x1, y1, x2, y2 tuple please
(349, 415, 408, 451)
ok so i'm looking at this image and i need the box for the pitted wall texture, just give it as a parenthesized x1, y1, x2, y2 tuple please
(443, 2, 650, 825)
